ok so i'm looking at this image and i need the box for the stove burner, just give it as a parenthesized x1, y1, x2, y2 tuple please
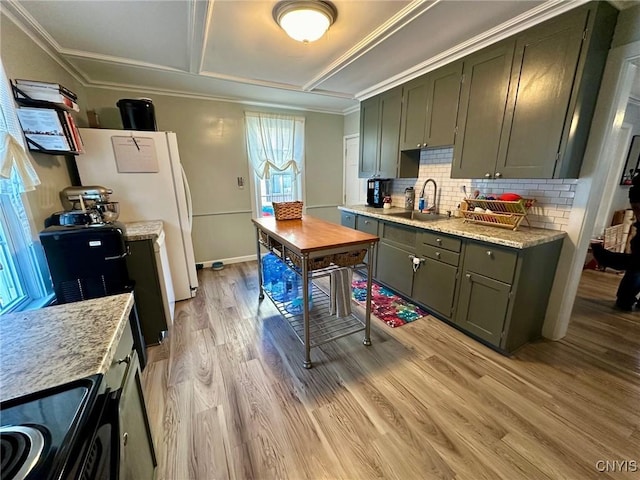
(0, 426, 46, 480)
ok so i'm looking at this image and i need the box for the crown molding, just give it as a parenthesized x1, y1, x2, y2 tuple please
(629, 96, 640, 106)
(302, 0, 437, 92)
(342, 104, 360, 116)
(89, 82, 346, 115)
(1, 0, 89, 85)
(357, 0, 590, 100)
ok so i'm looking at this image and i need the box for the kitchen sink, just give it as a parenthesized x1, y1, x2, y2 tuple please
(384, 210, 451, 222)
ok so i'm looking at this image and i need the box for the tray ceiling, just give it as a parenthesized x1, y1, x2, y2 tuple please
(2, 0, 621, 113)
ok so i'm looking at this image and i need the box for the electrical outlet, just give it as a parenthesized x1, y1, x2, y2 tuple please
(237, 176, 244, 189)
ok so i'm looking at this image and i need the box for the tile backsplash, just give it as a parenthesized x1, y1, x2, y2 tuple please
(389, 148, 576, 231)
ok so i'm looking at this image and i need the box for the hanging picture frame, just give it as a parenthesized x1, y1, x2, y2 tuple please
(620, 135, 640, 185)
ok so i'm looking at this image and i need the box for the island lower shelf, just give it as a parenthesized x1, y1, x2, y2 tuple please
(262, 270, 367, 348)
(252, 215, 379, 369)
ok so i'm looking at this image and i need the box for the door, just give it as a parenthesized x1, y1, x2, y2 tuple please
(376, 242, 413, 296)
(377, 87, 403, 178)
(344, 135, 366, 205)
(413, 258, 457, 319)
(399, 75, 430, 150)
(455, 272, 510, 346)
(119, 350, 157, 480)
(359, 97, 379, 178)
(425, 61, 463, 147)
(496, 10, 587, 178)
(451, 41, 515, 179)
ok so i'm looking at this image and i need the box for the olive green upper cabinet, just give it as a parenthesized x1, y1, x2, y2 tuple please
(359, 87, 416, 178)
(452, 2, 617, 179)
(399, 62, 463, 151)
(497, 2, 617, 178)
(451, 40, 515, 179)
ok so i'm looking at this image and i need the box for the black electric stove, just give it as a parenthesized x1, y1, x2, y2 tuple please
(0, 375, 117, 480)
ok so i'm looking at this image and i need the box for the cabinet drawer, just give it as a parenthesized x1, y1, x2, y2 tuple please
(341, 211, 356, 229)
(356, 216, 379, 236)
(381, 223, 416, 248)
(417, 231, 461, 253)
(464, 242, 517, 284)
(418, 244, 459, 267)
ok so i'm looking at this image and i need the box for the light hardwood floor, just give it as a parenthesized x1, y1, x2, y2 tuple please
(142, 263, 640, 480)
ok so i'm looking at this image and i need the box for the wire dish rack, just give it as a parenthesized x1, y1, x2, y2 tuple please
(462, 198, 536, 231)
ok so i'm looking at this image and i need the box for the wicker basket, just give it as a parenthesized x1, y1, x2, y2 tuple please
(287, 249, 332, 271)
(331, 249, 367, 267)
(273, 201, 303, 220)
(258, 229, 282, 250)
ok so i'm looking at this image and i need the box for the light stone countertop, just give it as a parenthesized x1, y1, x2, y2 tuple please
(0, 293, 134, 403)
(123, 220, 163, 241)
(339, 205, 566, 249)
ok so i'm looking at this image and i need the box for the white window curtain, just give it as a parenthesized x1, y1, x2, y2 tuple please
(0, 62, 40, 193)
(0, 59, 50, 313)
(244, 112, 305, 180)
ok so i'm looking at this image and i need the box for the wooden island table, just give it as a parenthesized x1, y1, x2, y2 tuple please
(252, 215, 379, 368)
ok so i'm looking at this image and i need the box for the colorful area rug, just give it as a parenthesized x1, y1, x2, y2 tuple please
(352, 280, 428, 328)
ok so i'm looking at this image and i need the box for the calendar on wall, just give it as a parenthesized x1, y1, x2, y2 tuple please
(111, 136, 159, 173)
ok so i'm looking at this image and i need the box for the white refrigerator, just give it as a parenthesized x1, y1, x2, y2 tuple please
(76, 128, 198, 301)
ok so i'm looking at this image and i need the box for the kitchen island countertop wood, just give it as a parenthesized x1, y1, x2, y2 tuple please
(252, 215, 379, 254)
(0, 293, 134, 402)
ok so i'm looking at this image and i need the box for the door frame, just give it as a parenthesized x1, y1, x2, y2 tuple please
(543, 40, 640, 339)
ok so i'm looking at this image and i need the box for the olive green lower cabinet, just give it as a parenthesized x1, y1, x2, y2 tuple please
(412, 231, 461, 320)
(376, 222, 417, 297)
(106, 320, 157, 479)
(356, 216, 379, 275)
(454, 239, 562, 352)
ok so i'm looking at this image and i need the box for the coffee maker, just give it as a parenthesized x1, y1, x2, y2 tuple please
(367, 178, 391, 208)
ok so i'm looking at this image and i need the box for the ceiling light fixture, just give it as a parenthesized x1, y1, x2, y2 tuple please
(273, 1, 337, 43)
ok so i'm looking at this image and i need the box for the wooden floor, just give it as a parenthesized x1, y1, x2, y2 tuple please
(142, 263, 640, 480)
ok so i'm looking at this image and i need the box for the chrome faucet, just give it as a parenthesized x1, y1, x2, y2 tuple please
(419, 178, 438, 213)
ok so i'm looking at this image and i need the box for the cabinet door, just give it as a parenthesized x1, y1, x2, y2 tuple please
(399, 75, 430, 151)
(455, 272, 510, 346)
(451, 40, 515, 179)
(126, 240, 168, 345)
(341, 211, 356, 229)
(359, 96, 379, 178)
(425, 61, 462, 147)
(413, 258, 457, 319)
(377, 87, 403, 178)
(496, 10, 587, 178)
(356, 216, 379, 274)
(119, 351, 157, 480)
(376, 242, 413, 297)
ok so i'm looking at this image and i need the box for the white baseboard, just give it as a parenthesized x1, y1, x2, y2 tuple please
(197, 254, 257, 269)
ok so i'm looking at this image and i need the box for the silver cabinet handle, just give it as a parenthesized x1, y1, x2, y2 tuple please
(435, 252, 441, 257)
(123, 432, 129, 446)
(116, 354, 132, 365)
(495, 172, 503, 178)
(423, 143, 428, 148)
(485, 173, 492, 178)
(466, 273, 471, 279)
(364, 220, 370, 224)
(436, 238, 442, 244)
(417, 144, 421, 148)
(486, 251, 493, 257)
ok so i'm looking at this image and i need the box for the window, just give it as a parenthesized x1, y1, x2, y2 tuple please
(244, 112, 305, 217)
(0, 61, 52, 314)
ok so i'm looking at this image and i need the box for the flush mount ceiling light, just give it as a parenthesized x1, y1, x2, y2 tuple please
(273, 1, 337, 43)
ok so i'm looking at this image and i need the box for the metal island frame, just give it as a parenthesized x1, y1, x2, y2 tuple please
(252, 215, 379, 369)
